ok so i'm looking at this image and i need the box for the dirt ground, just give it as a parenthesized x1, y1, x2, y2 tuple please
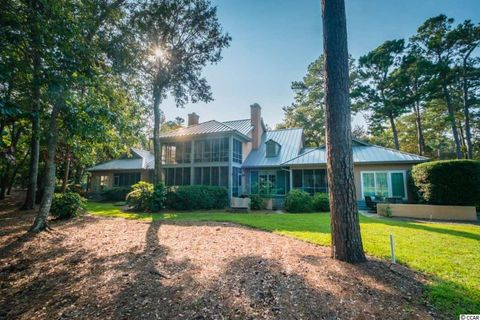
(0, 195, 439, 319)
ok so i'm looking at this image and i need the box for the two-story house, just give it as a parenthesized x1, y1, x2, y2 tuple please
(88, 103, 428, 208)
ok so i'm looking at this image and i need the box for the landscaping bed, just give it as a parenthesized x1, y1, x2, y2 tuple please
(0, 202, 438, 319)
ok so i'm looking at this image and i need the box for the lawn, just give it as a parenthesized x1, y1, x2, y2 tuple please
(85, 201, 480, 316)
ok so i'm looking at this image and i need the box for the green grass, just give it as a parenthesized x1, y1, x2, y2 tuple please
(85, 201, 480, 316)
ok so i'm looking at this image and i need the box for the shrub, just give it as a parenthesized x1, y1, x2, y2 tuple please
(166, 185, 228, 210)
(150, 184, 167, 211)
(101, 187, 131, 201)
(285, 189, 313, 213)
(378, 204, 392, 217)
(126, 182, 154, 211)
(51, 192, 86, 219)
(312, 193, 330, 212)
(249, 194, 265, 210)
(411, 160, 480, 206)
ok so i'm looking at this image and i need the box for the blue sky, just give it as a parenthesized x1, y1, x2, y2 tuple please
(161, 0, 480, 129)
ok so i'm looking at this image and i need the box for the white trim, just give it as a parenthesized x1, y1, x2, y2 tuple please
(360, 170, 407, 200)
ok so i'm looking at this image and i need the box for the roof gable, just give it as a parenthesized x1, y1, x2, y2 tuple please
(242, 128, 304, 167)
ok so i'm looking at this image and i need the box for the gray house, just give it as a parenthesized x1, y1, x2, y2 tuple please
(88, 104, 428, 207)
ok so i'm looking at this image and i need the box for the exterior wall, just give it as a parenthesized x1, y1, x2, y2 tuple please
(252, 162, 416, 202)
(353, 163, 414, 202)
(159, 132, 251, 199)
(141, 170, 153, 183)
(90, 171, 114, 191)
(89, 169, 152, 191)
(377, 203, 477, 221)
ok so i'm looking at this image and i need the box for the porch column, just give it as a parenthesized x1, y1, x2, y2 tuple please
(228, 136, 233, 199)
(289, 167, 293, 191)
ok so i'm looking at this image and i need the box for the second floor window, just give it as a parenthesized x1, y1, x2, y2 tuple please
(233, 139, 242, 163)
(194, 137, 229, 162)
(161, 141, 191, 164)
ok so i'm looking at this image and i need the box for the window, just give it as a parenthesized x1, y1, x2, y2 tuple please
(113, 172, 141, 187)
(250, 170, 289, 195)
(292, 169, 328, 194)
(162, 168, 191, 186)
(100, 175, 109, 188)
(194, 137, 229, 162)
(232, 167, 242, 196)
(233, 139, 242, 163)
(361, 171, 406, 199)
(193, 166, 229, 187)
(161, 142, 191, 164)
(266, 140, 281, 157)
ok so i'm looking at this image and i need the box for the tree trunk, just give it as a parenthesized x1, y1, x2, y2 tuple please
(153, 86, 162, 184)
(61, 151, 71, 193)
(1, 124, 23, 199)
(0, 164, 10, 200)
(74, 164, 83, 185)
(22, 34, 42, 210)
(388, 113, 400, 150)
(413, 101, 425, 156)
(7, 150, 30, 195)
(462, 69, 473, 159)
(30, 101, 61, 232)
(322, 0, 366, 263)
(442, 84, 463, 159)
(35, 161, 47, 204)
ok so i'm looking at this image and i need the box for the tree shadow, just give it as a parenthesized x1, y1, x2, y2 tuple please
(0, 215, 438, 319)
(109, 220, 434, 319)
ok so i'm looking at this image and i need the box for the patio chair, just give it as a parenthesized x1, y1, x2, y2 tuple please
(386, 197, 402, 204)
(364, 196, 377, 212)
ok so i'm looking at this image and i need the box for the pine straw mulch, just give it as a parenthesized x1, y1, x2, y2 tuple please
(0, 200, 441, 319)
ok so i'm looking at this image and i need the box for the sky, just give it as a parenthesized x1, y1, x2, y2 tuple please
(161, 0, 480, 129)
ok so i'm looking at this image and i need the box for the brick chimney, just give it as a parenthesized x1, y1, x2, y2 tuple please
(250, 103, 262, 149)
(187, 112, 199, 126)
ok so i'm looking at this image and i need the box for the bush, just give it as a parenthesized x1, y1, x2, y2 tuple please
(249, 194, 265, 210)
(101, 187, 131, 201)
(285, 189, 313, 213)
(411, 160, 480, 206)
(166, 185, 228, 210)
(150, 184, 167, 211)
(51, 192, 85, 219)
(312, 193, 330, 212)
(126, 182, 153, 211)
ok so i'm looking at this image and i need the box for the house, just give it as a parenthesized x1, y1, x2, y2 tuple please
(88, 104, 428, 208)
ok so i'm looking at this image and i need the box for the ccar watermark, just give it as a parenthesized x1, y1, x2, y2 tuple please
(460, 315, 480, 320)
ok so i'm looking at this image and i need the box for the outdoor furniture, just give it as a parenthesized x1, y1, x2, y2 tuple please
(386, 197, 403, 204)
(364, 196, 377, 212)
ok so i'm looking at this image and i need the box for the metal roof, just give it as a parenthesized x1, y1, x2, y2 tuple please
(159, 119, 252, 140)
(242, 128, 304, 168)
(222, 119, 253, 136)
(87, 148, 153, 171)
(87, 158, 144, 171)
(283, 144, 429, 166)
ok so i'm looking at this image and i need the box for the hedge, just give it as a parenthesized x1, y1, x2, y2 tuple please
(312, 193, 330, 212)
(100, 187, 131, 202)
(166, 185, 228, 210)
(411, 160, 480, 206)
(285, 189, 313, 213)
